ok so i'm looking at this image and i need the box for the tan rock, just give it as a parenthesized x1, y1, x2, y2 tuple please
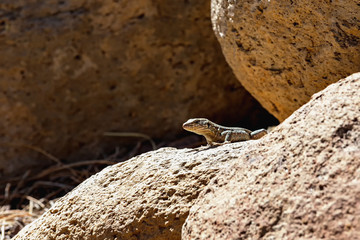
(13, 141, 258, 240)
(182, 73, 360, 239)
(211, 0, 360, 120)
(0, 0, 272, 177)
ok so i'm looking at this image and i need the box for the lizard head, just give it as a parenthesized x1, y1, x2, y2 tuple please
(182, 118, 213, 134)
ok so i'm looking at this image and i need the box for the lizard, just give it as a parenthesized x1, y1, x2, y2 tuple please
(182, 118, 267, 146)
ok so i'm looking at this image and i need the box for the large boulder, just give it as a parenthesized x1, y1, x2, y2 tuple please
(183, 73, 360, 239)
(211, 0, 360, 120)
(13, 142, 257, 240)
(0, 0, 271, 177)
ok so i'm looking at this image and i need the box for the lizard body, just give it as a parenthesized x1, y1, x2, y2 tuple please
(182, 118, 267, 146)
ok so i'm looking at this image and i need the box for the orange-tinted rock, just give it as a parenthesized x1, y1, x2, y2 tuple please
(211, 0, 360, 120)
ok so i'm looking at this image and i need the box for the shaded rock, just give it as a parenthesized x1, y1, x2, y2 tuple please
(0, 0, 273, 177)
(211, 0, 360, 120)
(13, 140, 259, 240)
(183, 73, 360, 239)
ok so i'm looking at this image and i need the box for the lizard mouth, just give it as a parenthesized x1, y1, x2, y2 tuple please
(183, 123, 208, 134)
(182, 122, 196, 131)
(182, 121, 201, 132)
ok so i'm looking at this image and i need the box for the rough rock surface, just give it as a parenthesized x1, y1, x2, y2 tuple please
(183, 73, 360, 239)
(13, 140, 260, 240)
(0, 0, 273, 177)
(211, 0, 360, 120)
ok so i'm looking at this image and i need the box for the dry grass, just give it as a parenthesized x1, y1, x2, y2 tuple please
(1, 198, 54, 240)
(0, 139, 144, 238)
(0, 157, 118, 239)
